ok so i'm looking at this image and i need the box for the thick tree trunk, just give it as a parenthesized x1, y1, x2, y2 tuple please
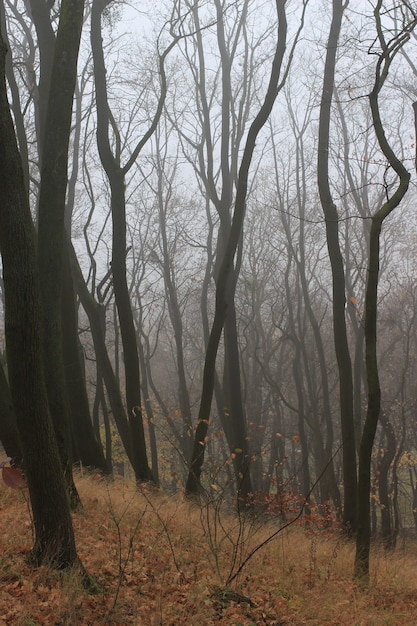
(36, 0, 85, 508)
(27, 0, 55, 158)
(0, 6, 29, 191)
(0, 35, 78, 569)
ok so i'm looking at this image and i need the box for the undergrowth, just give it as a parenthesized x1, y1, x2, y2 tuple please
(0, 473, 417, 625)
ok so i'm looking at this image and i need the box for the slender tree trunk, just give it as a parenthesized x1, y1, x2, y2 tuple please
(355, 3, 413, 577)
(155, 160, 193, 460)
(317, 0, 357, 532)
(138, 336, 160, 484)
(223, 296, 253, 502)
(91, 0, 178, 482)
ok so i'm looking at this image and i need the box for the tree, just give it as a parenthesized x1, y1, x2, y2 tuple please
(90, 0, 181, 482)
(317, 0, 357, 531)
(354, 0, 415, 580)
(0, 26, 80, 569)
(35, 0, 87, 506)
(68, 239, 135, 466)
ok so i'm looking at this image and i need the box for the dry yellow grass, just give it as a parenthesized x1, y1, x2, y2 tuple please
(0, 473, 417, 625)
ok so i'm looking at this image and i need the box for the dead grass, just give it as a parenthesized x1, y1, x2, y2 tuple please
(1, 473, 417, 625)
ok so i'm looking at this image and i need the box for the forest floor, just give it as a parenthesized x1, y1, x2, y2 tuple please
(1, 473, 417, 625)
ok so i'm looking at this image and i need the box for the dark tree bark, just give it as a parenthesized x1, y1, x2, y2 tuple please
(174, 1, 259, 498)
(0, 5, 29, 191)
(0, 33, 79, 569)
(213, 0, 253, 502)
(354, 2, 414, 579)
(27, 0, 55, 162)
(317, 0, 357, 532)
(23, 0, 105, 481)
(36, 0, 85, 508)
(0, 361, 22, 464)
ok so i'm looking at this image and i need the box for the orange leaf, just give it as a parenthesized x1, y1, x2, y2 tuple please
(2, 466, 25, 489)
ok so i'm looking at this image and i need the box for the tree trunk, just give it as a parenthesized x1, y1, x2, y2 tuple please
(0, 34, 79, 569)
(317, 0, 357, 532)
(91, 0, 154, 482)
(36, 0, 85, 508)
(355, 4, 413, 577)
(223, 296, 253, 502)
(155, 160, 193, 461)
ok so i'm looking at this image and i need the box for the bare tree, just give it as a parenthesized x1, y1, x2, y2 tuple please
(355, 0, 416, 580)
(317, 0, 357, 531)
(90, 0, 182, 481)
